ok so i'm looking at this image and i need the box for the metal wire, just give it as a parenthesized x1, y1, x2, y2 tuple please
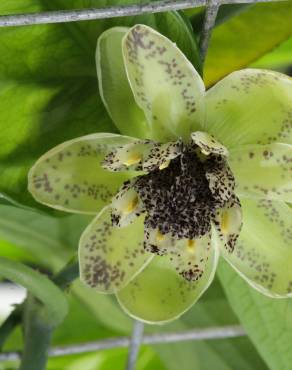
(199, 0, 220, 61)
(0, 0, 283, 366)
(125, 321, 144, 370)
(0, 325, 245, 361)
(0, 0, 286, 28)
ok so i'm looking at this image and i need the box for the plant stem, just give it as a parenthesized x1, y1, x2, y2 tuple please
(19, 295, 53, 370)
(0, 306, 22, 351)
(53, 255, 79, 289)
(17, 256, 79, 370)
(15, 256, 79, 370)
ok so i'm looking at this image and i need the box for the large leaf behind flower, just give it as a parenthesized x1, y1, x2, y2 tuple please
(0, 0, 201, 210)
(204, 2, 292, 86)
(218, 260, 292, 370)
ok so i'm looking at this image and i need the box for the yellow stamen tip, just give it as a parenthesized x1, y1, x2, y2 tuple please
(201, 149, 210, 156)
(156, 230, 165, 242)
(186, 239, 196, 252)
(123, 153, 142, 166)
(123, 196, 139, 214)
(159, 160, 170, 170)
(221, 210, 229, 234)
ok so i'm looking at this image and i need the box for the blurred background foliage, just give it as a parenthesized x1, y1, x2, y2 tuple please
(0, 1, 292, 369)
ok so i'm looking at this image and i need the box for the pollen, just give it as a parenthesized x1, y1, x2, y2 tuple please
(221, 210, 229, 234)
(156, 230, 165, 242)
(123, 195, 139, 214)
(186, 239, 196, 252)
(123, 153, 142, 166)
(159, 160, 170, 170)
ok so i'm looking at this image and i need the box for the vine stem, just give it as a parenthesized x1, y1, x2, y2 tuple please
(19, 295, 53, 370)
(0, 306, 22, 351)
(17, 259, 80, 369)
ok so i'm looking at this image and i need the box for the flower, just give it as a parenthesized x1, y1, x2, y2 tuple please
(28, 24, 292, 324)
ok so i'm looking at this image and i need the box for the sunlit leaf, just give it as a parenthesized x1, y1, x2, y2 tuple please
(205, 2, 292, 86)
(218, 261, 292, 370)
(0, 0, 200, 210)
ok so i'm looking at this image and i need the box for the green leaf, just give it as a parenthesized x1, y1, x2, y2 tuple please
(0, 0, 201, 211)
(204, 2, 292, 86)
(0, 204, 89, 271)
(191, 4, 252, 34)
(218, 260, 292, 370)
(0, 257, 68, 326)
(251, 37, 292, 70)
(46, 347, 166, 370)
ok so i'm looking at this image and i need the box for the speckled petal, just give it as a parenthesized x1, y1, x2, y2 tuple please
(143, 225, 175, 256)
(229, 143, 292, 203)
(79, 206, 153, 293)
(168, 232, 213, 282)
(28, 133, 139, 214)
(122, 24, 205, 142)
(111, 181, 145, 227)
(214, 196, 242, 253)
(205, 157, 235, 205)
(205, 69, 292, 148)
(142, 140, 182, 172)
(220, 198, 292, 297)
(97, 27, 150, 139)
(103, 139, 182, 173)
(116, 242, 218, 323)
(191, 131, 228, 156)
(102, 140, 153, 172)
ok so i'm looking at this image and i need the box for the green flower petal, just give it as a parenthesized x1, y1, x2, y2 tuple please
(97, 27, 149, 139)
(229, 143, 292, 203)
(220, 198, 292, 297)
(205, 69, 292, 148)
(122, 25, 205, 142)
(116, 241, 218, 323)
(79, 206, 153, 293)
(28, 133, 139, 214)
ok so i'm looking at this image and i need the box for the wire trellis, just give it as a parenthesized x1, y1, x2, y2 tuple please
(0, 0, 286, 27)
(0, 0, 286, 368)
(0, 325, 245, 361)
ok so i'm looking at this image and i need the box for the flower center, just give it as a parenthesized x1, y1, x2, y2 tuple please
(133, 145, 224, 240)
